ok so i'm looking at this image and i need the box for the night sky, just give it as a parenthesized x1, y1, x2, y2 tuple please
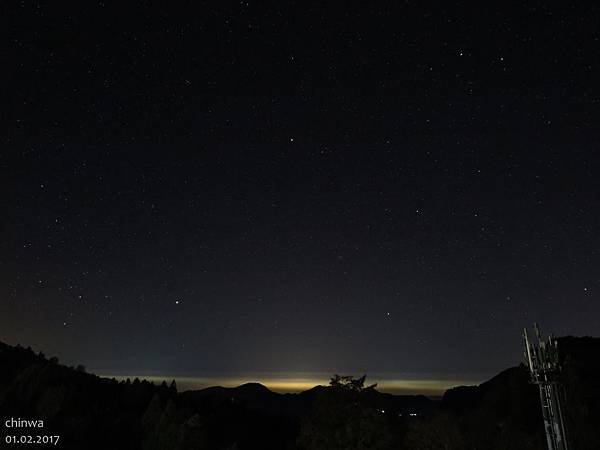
(2, 2, 600, 392)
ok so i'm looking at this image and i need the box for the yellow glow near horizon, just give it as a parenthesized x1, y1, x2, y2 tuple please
(99, 374, 480, 395)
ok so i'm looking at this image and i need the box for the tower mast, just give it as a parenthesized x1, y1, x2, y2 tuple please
(523, 324, 571, 450)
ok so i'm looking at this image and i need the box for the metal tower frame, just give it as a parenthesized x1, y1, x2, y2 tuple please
(523, 324, 571, 450)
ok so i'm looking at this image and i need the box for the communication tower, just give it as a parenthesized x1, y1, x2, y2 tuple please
(523, 324, 571, 450)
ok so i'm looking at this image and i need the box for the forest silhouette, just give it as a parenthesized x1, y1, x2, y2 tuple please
(1, 337, 598, 449)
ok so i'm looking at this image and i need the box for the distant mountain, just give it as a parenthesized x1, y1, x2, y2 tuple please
(180, 380, 434, 417)
(1, 337, 599, 449)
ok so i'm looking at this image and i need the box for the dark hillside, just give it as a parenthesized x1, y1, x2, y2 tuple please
(0, 342, 175, 449)
(1, 338, 599, 449)
(558, 336, 600, 450)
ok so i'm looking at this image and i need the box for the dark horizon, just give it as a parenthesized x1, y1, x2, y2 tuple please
(3, 330, 596, 397)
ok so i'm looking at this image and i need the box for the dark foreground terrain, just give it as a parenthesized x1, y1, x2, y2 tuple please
(1, 337, 598, 450)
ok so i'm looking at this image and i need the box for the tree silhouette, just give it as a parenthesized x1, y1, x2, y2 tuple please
(329, 374, 377, 392)
(297, 375, 395, 450)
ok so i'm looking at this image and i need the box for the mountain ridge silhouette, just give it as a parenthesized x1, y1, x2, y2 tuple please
(1, 337, 598, 449)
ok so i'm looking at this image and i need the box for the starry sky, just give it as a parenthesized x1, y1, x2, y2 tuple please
(2, 2, 600, 391)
